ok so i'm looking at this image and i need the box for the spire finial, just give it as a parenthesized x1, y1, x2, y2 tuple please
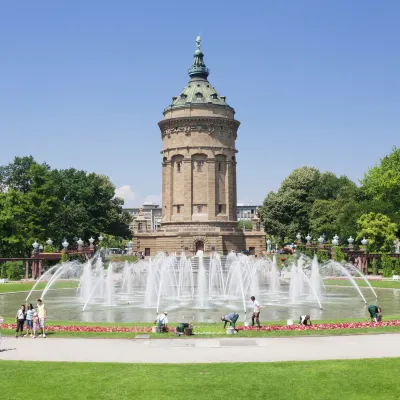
(188, 35, 209, 80)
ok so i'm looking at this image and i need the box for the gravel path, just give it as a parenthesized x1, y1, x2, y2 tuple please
(1, 333, 400, 363)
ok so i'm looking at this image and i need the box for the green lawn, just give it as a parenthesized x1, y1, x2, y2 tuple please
(324, 279, 400, 289)
(0, 280, 78, 293)
(0, 359, 398, 400)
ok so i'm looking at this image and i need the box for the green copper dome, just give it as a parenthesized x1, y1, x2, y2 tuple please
(163, 36, 234, 114)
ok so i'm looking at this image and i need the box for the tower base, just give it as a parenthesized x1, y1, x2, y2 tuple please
(133, 224, 265, 256)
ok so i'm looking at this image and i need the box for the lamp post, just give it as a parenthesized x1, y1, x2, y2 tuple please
(77, 238, 84, 251)
(296, 233, 301, 244)
(305, 234, 311, 247)
(266, 239, 271, 253)
(348, 236, 354, 249)
(46, 238, 53, 247)
(89, 237, 95, 250)
(32, 241, 39, 251)
(39, 244, 43, 253)
(98, 235, 104, 242)
(318, 236, 324, 248)
(332, 234, 339, 246)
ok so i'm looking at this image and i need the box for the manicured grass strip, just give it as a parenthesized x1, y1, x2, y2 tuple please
(0, 359, 399, 400)
(0, 281, 78, 294)
(323, 279, 400, 289)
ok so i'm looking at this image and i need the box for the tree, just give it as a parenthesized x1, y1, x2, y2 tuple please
(260, 166, 358, 244)
(0, 157, 132, 257)
(361, 147, 400, 214)
(356, 212, 397, 252)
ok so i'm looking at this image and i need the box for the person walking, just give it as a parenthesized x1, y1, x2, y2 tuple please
(15, 304, 26, 337)
(221, 312, 239, 330)
(36, 299, 47, 338)
(250, 296, 261, 328)
(25, 303, 35, 337)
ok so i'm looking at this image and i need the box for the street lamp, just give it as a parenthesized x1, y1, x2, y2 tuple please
(98, 235, 104, 242)
(361, 237, 368, 246)
(89, 237, 95, 249)
(46, 238, 53, 246)
(305, 234, 311, 247)
(266, 239, 271, 252)
(332, 234, 339, 246)
(32, 241, 39, 250)
(39, 245, 43, 253)
(348, 236, 354, 249)
(318, 236, 324, 244)
(296, 233, 301, 243)
(62, 239, 69, 249)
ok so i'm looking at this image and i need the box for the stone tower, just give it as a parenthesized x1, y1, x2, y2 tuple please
(159, 36, 239, 229)
(133, 37, 265, 256)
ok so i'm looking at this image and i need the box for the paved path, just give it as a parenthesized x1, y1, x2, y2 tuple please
(1, 334, 400, 363)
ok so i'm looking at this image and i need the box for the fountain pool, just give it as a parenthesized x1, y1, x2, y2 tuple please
(1, 253, 398, 324)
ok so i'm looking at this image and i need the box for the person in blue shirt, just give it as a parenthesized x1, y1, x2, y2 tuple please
(221, 312, 239, 330)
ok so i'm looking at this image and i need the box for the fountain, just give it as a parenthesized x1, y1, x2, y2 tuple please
(8, 250, 391, 323)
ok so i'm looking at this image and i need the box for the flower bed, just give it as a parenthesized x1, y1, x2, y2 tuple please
(1, 320, 400, 333)
(237, 320, 400, 331)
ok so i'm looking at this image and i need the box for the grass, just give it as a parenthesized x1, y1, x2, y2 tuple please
(0, 280, 78, 294)
(0, 359, 399, 400)
(1, 315, 400, 339)
(324, 279, 400, 289)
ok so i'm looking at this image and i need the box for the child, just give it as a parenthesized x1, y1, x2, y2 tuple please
(32, 312, 39, 339)
(15, 304, 26, 337)
(25, 303, 35, 337)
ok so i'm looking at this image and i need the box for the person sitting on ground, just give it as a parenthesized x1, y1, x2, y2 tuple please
(175, 323, 193, 336)
(221, 312, 240, 331)
(368, 305, 382, 322)
(155, 312, 168, 332)
(299, 315, 312, 326)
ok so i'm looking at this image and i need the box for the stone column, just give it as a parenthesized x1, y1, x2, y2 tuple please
(163, 161, 172, 222)
(25, 260, 29, 280)
(38, 260, 42, 278)
(225, 160, 234, 220)
(207, 159, 216, 220)
(183, 158, 192, 221)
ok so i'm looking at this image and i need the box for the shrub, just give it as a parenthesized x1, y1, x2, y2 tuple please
(60, 249, 68, 263)
(394, 259, 400, 276)
(316, 250, 330, 263)
(333, 247, 346, 262)
(5, 261, 24, 280)
(381, 255, 394, 277)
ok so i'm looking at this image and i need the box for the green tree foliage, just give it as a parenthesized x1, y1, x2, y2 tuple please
(356, 213, 397, 252)
(260, 167, 358, 244)
(0, 156, 132, 257)
(361, 147, 400, 217)
(238, 220, 253, 230)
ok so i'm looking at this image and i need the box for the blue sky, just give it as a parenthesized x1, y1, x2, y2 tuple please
(1, 1, 399, 207)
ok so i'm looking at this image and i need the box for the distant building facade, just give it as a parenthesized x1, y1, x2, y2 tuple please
(125, 203, 162, 232)
(237, 204, 262, 221)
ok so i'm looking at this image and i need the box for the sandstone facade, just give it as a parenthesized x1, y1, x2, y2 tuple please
(133, 37, 265, 256)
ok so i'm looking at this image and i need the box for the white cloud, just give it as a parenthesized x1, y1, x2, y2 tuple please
(115, 185, 136, 207)
(143, 194, 161, 205)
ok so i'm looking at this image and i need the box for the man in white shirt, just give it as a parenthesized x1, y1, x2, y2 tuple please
(250, 296, 261, 328)
(155, 312, 168, 332)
